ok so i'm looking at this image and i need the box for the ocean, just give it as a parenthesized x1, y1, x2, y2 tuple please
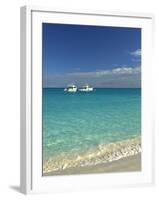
(42, 88, 141, 173)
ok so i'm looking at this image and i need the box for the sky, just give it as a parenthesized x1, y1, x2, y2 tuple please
(42, 23, 141, 88)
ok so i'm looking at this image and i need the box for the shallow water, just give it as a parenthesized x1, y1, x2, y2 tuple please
(42, 88, 141, 166)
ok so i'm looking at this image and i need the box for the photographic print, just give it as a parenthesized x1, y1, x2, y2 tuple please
(42, 23, 141, 176)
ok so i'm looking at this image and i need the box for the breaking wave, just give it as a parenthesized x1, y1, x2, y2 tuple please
(43, 137, 141, 174)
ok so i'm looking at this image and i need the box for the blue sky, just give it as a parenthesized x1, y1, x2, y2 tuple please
(42, 23, 141, 88)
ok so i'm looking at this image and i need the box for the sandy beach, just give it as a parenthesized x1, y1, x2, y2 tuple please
(44, 153, 141, 176)
(43, 137, 141, 175)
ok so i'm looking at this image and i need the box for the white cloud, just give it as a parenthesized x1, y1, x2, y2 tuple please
(112, 66, 140, 74)
(44, 66, 141, 88)
(66, 66, 141, 77)
(130, 49, 141, 57)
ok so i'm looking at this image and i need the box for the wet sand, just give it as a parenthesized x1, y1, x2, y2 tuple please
(44, 153, 141, 176)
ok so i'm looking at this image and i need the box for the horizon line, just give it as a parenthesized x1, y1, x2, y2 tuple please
(43, 87, 141, 89)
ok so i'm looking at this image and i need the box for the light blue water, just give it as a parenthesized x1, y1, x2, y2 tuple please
(42, 88, 141, 162)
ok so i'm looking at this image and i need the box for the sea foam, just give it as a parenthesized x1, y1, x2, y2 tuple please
(43, 136, 141, 174)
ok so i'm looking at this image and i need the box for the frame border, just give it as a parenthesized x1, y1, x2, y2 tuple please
(20, 6, 154, 194)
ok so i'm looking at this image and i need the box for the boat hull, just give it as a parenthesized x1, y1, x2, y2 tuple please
(64, 88, 77, 92)
(78, 88, 93, 92)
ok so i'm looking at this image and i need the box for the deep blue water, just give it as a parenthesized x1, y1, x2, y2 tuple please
(42, 88, 141, 161)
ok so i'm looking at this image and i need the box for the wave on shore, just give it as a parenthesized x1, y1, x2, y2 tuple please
(43, 137, 141, 174)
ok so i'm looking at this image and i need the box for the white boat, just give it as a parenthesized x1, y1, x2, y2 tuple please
(78, 84, 93, 92)
(64, 84, 77, 92)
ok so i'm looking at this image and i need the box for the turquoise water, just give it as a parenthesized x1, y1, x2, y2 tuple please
(42, 88, 141, 162)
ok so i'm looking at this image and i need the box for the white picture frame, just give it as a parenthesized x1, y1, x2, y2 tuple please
(20, 5, 154, 194)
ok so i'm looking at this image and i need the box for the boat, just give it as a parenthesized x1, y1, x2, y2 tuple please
(64, 84, 77, 92)
(78, 84, 93, 92)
